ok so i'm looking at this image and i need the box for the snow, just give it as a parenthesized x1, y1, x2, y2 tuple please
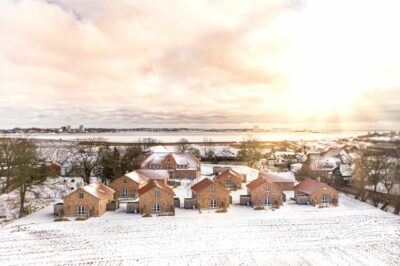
(0, 194, 399, 265)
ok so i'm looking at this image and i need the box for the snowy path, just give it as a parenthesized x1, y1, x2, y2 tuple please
(0, 195, 399, 265)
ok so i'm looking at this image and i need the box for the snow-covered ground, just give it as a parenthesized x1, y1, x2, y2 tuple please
(0, 177, 83, 222)
(0, 194, 399, 266)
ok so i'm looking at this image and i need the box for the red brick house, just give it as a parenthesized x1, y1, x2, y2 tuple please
(191, 178, 230, 209)
(246, 174, 283, 208)
(138, 181, 175, 214)
(215, 168, 244, 190)
(140, 151, 200, 179)
(63, 182, 115, 217)
(259, 171, 295, 191)
(109, 170, 169, 198)
(294, 178, 339, 206)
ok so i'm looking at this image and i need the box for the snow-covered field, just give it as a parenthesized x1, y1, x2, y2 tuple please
(6, 130, 368, 142)
(0, 194, 399, 266)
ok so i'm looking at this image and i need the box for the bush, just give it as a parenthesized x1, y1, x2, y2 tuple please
(75, 216, 88, 221)
(143, 213, 152, 217)
(54, 216, 69, 222)
(318, 205, 325, 208)
(216, 209, 227, 213)
(172, 183, 178, 189)
(253, 206, 264, 211)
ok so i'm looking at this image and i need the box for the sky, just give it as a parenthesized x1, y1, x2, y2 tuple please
(0, 0, 400, 130)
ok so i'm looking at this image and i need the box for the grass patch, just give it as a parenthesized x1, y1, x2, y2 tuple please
(142, 213, 152, 218)
(253, 206, 264, 211)
(158, 213, 175, 216)
(75, 216, 89, 221)
(54, 216, 70, 222)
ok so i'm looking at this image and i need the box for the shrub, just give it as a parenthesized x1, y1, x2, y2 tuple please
(54, 216, 69, 222)
(143, 213, 152, 217)
(318, 205, 325, 208)
(216, 209, 227, 213)
(172, 183, 178, 189)
(75, 216, 88, 221)
(253, 206, 264, 211)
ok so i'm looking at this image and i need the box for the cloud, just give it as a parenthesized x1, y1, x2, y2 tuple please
(0, 0, 399, 130)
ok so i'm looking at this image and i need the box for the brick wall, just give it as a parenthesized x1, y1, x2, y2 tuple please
(63, 189, 113, 216)
(139, 187, 175, 214)
(194, 182, 230, 209)
(109, 176, 139, 198)
(249, 182, 283, 207)
(216, 172, 242, 190)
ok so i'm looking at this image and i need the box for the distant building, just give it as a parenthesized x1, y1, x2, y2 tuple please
(60, 126, 67, 132)
(66, 125, 71, 132)
(79, 125, 85, 133)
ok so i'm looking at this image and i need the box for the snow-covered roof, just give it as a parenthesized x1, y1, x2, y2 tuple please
(125, 171, 145, 184)
(80, 183, 115, 199)
(260, 171, 295, 183)
(146, 145, 171, 153)
(141, 152, 198, 170)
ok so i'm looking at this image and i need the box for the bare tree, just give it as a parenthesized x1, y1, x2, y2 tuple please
(10, 139, 47, 218)
(176, 138, 190, 153)
(202, 137, 215, 161)
(0, 138, 16, 191)
(238, 135, 263, 167)
(69, 139, 105, 184)
(138, 137, 159, 151)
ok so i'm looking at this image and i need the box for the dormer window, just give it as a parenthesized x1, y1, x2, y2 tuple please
(79, 193, 84, 199)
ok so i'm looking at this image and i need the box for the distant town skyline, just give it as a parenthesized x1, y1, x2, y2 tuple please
(1, 0, 400, 130)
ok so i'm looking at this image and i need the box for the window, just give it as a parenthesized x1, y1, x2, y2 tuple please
(122, 189, 128, 197)
(265, 186, 270, 192)
(76, 206, 87, 216)
(152, 203, 161, 213)
(211, 187, 216, 193)
(154, 190, 160, 197)
(188, 173, 192, 179)
(226, 180, 233, 188)
(264, 197, 272, 206)
(209, 199, 218, 208)
(321, 194, 329, 204)
(123, 178, 127, 184)
(79, 193, 84, 199)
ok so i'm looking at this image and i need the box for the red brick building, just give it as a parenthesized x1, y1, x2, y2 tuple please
(215, 168, 244, 190)
(109, 170, 169, 198)
(140, 151, 200, 179)
(63, 182, 115, 217)
(246, 174, 283, 208)
(138, 181, 175, 214)
(294, 178, 339, 206)
(259, 171, 295, 191)
(191, 178, 230, 209)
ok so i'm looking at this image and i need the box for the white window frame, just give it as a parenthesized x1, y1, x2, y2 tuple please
(321, 194, 329, 204)
(209, 199, 218, 208)
(154, 190, 160, 197)
(226, 180, 233, 188)
(122, 189, 128, 197)
(211, 187, 216, 193)
(264, 196, 272, 206)
(79, 193, 84, 199)
(265, 186, 270, 192)
(76, 206, 87, 216)
(151, 203, 161, 213)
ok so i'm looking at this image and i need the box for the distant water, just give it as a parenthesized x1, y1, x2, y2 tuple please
(5, 130, 373, 143)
